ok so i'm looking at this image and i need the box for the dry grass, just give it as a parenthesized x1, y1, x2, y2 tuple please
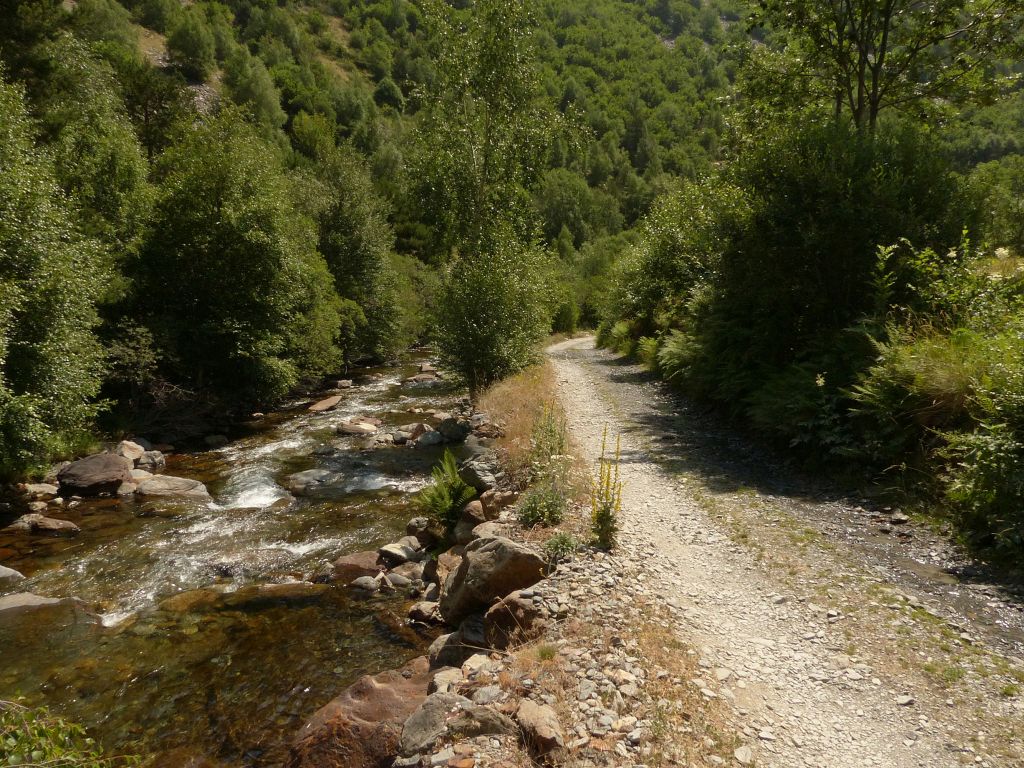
(478, 362, 561, 487)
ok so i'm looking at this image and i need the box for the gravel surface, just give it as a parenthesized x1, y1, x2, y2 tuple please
(548, 336, 1024, 768)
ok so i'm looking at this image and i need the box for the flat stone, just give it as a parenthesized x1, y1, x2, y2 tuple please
(308, 395, 343, 412)
(136, 476, 211, 501)
(338, 421, 378, 436)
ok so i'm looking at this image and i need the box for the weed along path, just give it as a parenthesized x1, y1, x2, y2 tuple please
(547, 336, 1024, 768)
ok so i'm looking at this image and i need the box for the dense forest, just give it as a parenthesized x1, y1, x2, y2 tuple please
(1, 0, 1023, 553)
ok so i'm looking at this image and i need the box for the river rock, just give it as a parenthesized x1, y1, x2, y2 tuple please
(409, 601, 440, 623)
(159, 588, 222, 613)
(453, 500, 487, 545)
(285, 469, 345, 496)
(332, 551, 381, 582)
(471, 521, 503, 540)
(221, 582, 328, 608)
(398, 692, 470, 755)
(413, 429, 444, 447)
(480, 489, 516, 519)
(406, 516, 439, 548)
(428, 547, 464, 588)
(428, 614, 485, 668)
(137, 450, 166, 472)
(128, 436, 154, 451)
(0, 592, 98, 631)
(439, 536, 546, 625)
(350, 576, 379, 593)
(378, 536, 422, 567)
(115, 440, 146, 464)
(517, 699, 565, 756)
(57, 453, 133, 496)
(437, 418, 471, 443)
(288, 655, 432, 768)
(308, 395, 343, 412)
(484, 589, 549, 650)
(130, 468, 153, 481)
(0, 565, 26, 588)
(22, 483, 58, 500)
(390, 560, 425, 582)
(136, 476, 212, 501)
(337, 421, 377, 436)
(458, 460, 497, 492)
(2, 513, 80, 537)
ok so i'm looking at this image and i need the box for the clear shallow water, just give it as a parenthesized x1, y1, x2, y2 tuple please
(0, 358, 463, 766)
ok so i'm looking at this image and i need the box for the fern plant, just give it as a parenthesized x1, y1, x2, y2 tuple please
(418, 449, 476, 537)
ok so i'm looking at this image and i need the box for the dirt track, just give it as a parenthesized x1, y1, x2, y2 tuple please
(548, 336, 1024, 768)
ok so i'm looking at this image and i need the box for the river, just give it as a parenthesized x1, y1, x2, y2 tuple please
(0, 355, 464, 766)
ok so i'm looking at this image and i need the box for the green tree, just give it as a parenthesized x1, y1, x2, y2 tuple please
(753, 0, 1024, 130)
(0, 75, 106, 476)
(137, 111, 343, 403)
(223, 46, 287, 134)
(167, 7, 216, 81)
(413, 0, 559, 391)
(316, 147, 403, 361)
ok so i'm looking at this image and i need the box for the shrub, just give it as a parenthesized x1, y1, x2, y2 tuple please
(636, 336, 659, 370)
(0, 699, 137, 767)
(529, 402, 568, 478)
(517, 481, 567, 527)
(542, 531, 578, 561)
(591, 428, 621, 549)
(418, 449, 476, 537)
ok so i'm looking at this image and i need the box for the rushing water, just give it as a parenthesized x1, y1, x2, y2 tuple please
(0, 357, 464, 766)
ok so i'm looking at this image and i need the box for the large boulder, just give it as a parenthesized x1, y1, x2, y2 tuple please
(439, 537, 546, 625)
(57, 453, 132, 496)
(288, 656, 432, 768)
(458, 460, 497, 492)
(136, 476, 211, 501)
(484, 589, 549, 650)
(2, 514, 80, 537)
(332, 551, 381, 583)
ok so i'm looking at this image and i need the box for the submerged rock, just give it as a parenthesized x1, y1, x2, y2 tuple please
(220, 582, 328, 608)
(0, 592, 99, 632)
(332, 550, 381, 582)
(57, 453, 133, 496)
(136, 476, 212, 501)
(2, 513, 80, 537)
(288, 655, 432, 768)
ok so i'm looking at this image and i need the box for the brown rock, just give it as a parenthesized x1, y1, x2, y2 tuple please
(439, 537, 546, 625)
(57, 453, 132, 496)
(136, 476, 211, 501)
(159, 589, 222, 613)
(484, 590, 548, 650)
(516, 699, 564, 757)
(288, 656, 431, 768)
(332, 551, 382, 582)
(408, 601, 440, 623)
(337, 421, 377, 436)
(115, 440, 146, 464)
(2, 513, 80, 537)
(309, 395, 343, 412)
(220, 582, 328, 608)
(479, 490, 516, 520)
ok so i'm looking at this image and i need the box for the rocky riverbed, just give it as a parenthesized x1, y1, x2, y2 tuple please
(0, 355, 492, 766)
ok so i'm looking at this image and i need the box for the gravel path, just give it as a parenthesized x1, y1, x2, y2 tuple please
(548, 336, 1022, 768)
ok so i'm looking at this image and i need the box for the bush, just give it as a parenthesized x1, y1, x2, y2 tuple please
(542, 531, 578, 561)
(517, 481, 567, 527)
(418, 449, 476, 537)
(0, 699, 137, 767)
